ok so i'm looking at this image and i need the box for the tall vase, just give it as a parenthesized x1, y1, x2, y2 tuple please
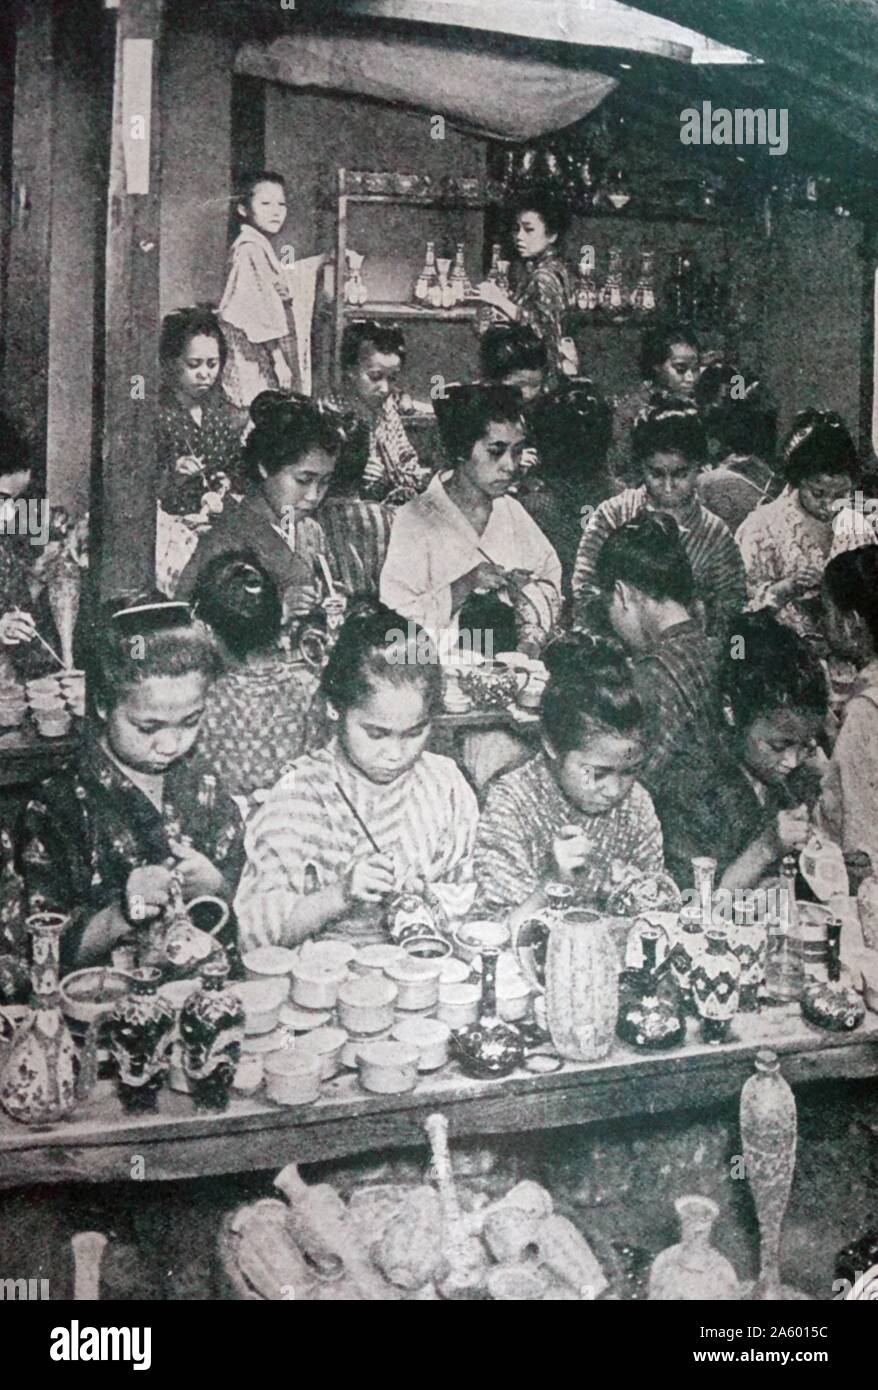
(691, 926, 740, 1043)
(0, 911, 100, 1124)
(518, 886, 618, 1062)
(739, 1049, 807, 1300)
(108, 966, 176, 1112)
(648, 1195, 739, 1300)
(179, 956, 244, 1112)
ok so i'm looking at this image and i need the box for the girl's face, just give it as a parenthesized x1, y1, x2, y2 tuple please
(739, 707, 820, 787)
(259, 448, 336, 518)
(513, 210, 556, 262)
(548, 730, 644, 816)
(643, 449, 699, 519)
(822, 580, 869, 664)
(797, 471, 851, 524)
(349, 347, 402, 415)
(502, 367, 545, 406)
(239, 180, 287, 237)
(654, 343, 699, 395)
(338, 677, 432, 785)
(100, 672, 208, 776)
(175, 334, 222, 401)
(460, 419, 526, 499)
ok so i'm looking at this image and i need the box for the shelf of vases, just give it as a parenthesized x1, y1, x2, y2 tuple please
(342, 301, 479, 321)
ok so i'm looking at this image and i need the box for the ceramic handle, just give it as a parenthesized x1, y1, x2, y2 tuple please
(71, 1232, 107, 1301)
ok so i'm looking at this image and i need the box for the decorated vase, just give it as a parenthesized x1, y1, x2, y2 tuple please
(451, 948, 523, 1079)
(668, 903, 705, 1014)
(739, 1050, 799, 1300)
(179, 956, 245, 1112)
(617, 924, 685, 1050)
(800, 919, 864, 1033)
(690, 926, 740, 1043)
(108, 966, 176, 1112)
(728, 904, 768, 1012)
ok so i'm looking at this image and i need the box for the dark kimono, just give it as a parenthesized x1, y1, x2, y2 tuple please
(18, 731, 245, 975)
(157, 389, 247, 515)
(0, 536, 60, 681)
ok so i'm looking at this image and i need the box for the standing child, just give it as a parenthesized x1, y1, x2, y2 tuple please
(18, 598, 244, 975)
(234, 603, 479, 950)
(218, 171, 297, 409)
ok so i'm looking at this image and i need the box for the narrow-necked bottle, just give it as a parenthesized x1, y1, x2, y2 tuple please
(763, 856, 805, 1002)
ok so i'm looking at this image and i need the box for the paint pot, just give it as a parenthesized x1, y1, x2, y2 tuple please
(263, 1049, 322, 1106)
(356, 1039, 420, 1095)
(294, 1025, 347, 1081)
(453, 919, 510, 963)
(402, 934, 452, 963)
(384, 957, 442, 1011)
(391, 1017, 450, 1071)
(437, 980, 481, 1028)
(337, 975, 398, 1035)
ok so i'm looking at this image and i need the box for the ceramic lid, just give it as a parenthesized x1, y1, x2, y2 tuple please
(338, 975, 398, 1008)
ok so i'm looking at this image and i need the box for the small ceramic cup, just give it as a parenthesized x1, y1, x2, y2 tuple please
(402, 934, 452, 963)
(33, 710, 73, 738)
(497, 978, 532, 1023)
(437, 980, 481, 1028)
(453, 919, 511, 964)
(356, 1039, 420, 1094)
(337, 975, 398, 1035)
(353, 943, 405, 976)
(438, 957, 471, 986)
(384, 957, 442, 1011)
(290, 962, 348, 1010)
(264, 1049, 322, 1106)
(391, 1017, 450, 1071)
(293, 1025, 347, 1081)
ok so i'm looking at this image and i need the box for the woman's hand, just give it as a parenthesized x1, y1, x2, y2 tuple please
(168, 840, 227, 900)
(126, 865, 174, 921)
(175, 454, 205, 477)
(273, 356, 294, 393)
(475, 281, 515, 317)
(552, 824, 593, 882)
(284, 584, 321, 618)
(773, 804, 811, 855)
(344, 853, 396, 905)
(793, 562, 825, 597)
(472, 561, 507, 592)
(0, 609, 36, 646)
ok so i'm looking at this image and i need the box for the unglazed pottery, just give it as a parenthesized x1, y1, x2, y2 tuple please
(356, 1039, 420, 1093)
(263, 1050, 321, 1106)
(337, 976, 398, 1034)
(739, 1050, 805, 1301)
(648, 1196, 739, 1301)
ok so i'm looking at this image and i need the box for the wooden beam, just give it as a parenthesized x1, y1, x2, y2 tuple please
(2, 0, 56, 491)
(98, 0, 163, 599)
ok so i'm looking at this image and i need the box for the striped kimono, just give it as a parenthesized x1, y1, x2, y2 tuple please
(572, 486, 746, 637)
(234, 741, 479, 949)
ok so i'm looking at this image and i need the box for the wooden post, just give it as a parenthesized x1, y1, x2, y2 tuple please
(98, 0, 163, 598)
(2, 0, 55, 490)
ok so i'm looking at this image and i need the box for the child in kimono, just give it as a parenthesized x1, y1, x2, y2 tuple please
(19, 598, 244, 975)
(218, 171, 297, 409)
(235, 602, 479, 949)
(380, 382, 561, 659)
(475, 634, 664, 925)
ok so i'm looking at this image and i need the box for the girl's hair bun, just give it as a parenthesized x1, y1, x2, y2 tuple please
(780, 408, 858, 485)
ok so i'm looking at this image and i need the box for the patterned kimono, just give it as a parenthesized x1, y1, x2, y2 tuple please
(17, 732, 245, 974)
(0, 536, 59, 681)
(235, 740, 479, 949)
(735, 485, 837, 652)
(157, 389, 247, 516)
(512, 249, 577, 387)
(218, 224, 298, 409)
(331, 394, 430, 502)
(572, 486, 747, 637)
(475, 751, 664, 913)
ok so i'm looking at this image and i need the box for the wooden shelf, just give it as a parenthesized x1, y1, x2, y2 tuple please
(343, 301, 478, 322)
(343, 192, 484, 210)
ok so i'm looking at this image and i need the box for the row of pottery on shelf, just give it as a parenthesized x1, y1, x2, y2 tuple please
(649, 1050, 805, 1301)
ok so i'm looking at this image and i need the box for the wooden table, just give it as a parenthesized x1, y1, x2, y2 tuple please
(0, 726, 76, 789)
(2, 1005, 876, 1191)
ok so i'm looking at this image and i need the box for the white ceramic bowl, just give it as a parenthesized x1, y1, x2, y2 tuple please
(234, 978, 289, 1035)
(453, 919, 511, 963)
(60, 968, 131, 1025)
(337, 975, 398, 1034)
(401, 934, 453, 963)
(263, 1049, 322, 1106)
(391, 1017, 450, 1071)
(293, 1025, 347, 1081)
(437, 980, 481, 1028)
(384, 957, 442, 1011)
(356, 1039, 420, 1094)
(290, 962, 348, 1010)
(242, 945, 298, 982)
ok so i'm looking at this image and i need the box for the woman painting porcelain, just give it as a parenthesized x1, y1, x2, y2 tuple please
(475, 190, 578, 388)
(380, 382, 561, 661)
